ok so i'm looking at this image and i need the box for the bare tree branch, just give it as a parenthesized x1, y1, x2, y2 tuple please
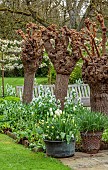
(25, 0, 50, 27)
(77, 0, 85, 14)
(77, 0, 94, 31)
(0, 7, 31, 16)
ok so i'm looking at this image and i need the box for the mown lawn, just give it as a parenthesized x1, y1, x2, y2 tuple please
(0, 77, 48, 97)
(0, 133, 71, 170)
(0, 77, 48, 87)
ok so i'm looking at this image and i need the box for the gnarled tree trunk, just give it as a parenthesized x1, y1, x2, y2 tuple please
(90, 84, 108, 114)
(78, 14, 108, 114)
(17, 23, 43, 104)
(42, 25, 80, 110)
(82, 55, 108, 114)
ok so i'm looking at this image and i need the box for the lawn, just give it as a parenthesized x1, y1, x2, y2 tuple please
(0, 77, 48, 87)
(0, 133, 71, 170)
(0, 77, 48, 97)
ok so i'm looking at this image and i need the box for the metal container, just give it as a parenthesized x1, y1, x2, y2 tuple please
(44, 139, 75, 158)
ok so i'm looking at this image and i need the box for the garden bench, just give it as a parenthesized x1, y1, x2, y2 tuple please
(16, 84, 90, 107)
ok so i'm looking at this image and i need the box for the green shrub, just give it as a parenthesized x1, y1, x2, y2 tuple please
(50, 66, 56, 84)
(3, 68, 24, 77)
(0, 98, 4, 103)
(0, 96, 20, 103)
(102, 129, 108, 142)
(0, 98, 5, 115)
(50, 61, 83, 84)
(4, 96, 20, 102)
(69, 62, 82, 84)
(36, 67, 49, 77)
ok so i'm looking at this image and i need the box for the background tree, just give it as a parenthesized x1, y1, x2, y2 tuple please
(78, 14, 108, 114)
(0, 39, 22, 97)
(17, 23, 44, 103)
(42, 25, 80, 109)
(0, 0, 108, 40)
(0, 0, 33, 39)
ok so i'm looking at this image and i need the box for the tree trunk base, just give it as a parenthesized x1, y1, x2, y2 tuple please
(54, 74, 70, 110)
(90, 83, 108, 114)
(23, 71, 35, 104)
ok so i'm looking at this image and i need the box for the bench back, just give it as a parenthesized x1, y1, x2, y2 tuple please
(16, 84, 90, 107)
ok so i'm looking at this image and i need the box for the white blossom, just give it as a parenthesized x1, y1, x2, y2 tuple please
(55, 109, 62, 116)
(49, 108, 53, 112)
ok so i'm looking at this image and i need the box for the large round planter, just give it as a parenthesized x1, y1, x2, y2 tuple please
(80, 131, 103, 154)
(44, 139, 75, 158)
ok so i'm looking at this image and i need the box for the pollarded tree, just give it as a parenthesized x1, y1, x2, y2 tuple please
(41, 25, 80, 109)
(17, 23, 44, 103)
(78, 14, 108, 114)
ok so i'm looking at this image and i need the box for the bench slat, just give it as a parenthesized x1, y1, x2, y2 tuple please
(16, 84, 90, 107)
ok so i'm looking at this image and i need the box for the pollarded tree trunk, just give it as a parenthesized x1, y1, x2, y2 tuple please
(82, 55, 108, 114)
(42, 25, 80, 110)
(90, 84, 108, 114)
(23, 70, 35, 103)
(55, 74, 70, 109)
(21, 54, 42, 103)
(78, 14, 108, 114)
(17, 23, 43, 104)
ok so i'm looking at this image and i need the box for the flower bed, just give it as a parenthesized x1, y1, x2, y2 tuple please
(1, 85, 108, 155)
(0, 86, 80, 151)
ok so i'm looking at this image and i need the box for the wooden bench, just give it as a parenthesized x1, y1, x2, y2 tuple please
(16, 84, 90, 107)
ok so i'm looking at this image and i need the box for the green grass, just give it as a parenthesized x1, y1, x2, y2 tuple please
(0, 77, 48, 87)
(0, 133, 71, 170)
(0, 77, 48, 97)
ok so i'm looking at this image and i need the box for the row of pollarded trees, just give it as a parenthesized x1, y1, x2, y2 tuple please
(17, 14, 108, 114)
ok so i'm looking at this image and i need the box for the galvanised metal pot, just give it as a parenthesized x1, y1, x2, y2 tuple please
(44, 139, 75, 158)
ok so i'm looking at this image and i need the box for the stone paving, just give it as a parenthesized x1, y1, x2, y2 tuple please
(59, 150, 108, 170)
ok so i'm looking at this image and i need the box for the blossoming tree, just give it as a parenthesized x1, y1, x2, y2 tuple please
(78, 14, 108, 114)
(41, 25, 80, 109)
(17, 23, 44, 103)
(0, 39, 22, 69)
(0, 39, 22, 97)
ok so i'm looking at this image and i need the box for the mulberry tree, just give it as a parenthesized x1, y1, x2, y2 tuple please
(17, 23, 44, 103)
(41, 25, 80, 109)
(78, 14, 108, 114)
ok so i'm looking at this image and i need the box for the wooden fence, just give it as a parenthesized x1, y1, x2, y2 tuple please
(16, 84, 90, 107)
